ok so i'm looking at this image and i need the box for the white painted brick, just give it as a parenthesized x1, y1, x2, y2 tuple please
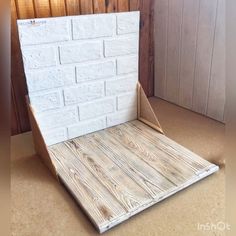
(79, 98, 115, 120)
(117, 55, 138, 75)
(72, 14, 115, 39)
(18, 18, 70, 46)
(30, 91, 62, 112)
(104, 36, 139, 57)
(64, 82, 104, 105)
(117, 92, 137, 111)
(59, 42, 102, 64)
(68, 117, 106, 139)
(36, 107, 79, 130)
(106, 75, 138, 96)
(42, 128, 67, 146)
(22, 47, 57, 69)
(107, 108, 137, 127)
(117, 12, 140, 35)
(76, 61, 116, 82)
(26, 67, 75, 92)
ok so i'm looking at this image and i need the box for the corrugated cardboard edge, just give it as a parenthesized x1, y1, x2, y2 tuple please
(137, 82, 164, 134)
(26, 96, 58, 180)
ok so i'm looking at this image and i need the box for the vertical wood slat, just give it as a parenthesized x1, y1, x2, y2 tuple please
(34, 0, 51, 17)
(165, 0, 183, 103)
(65, 0, 80, 15)
(11, 0, 31, 132)
(118, 0, 129, 12)
(192, 0, 218, 114)
(179, 0, 200, 109)
(129, 0, 139, 10)
(207, 0, 225, 121)
(50, 0, 67, 16)
(154, 0, 168, 99)
(139, 0, 152, 96)
(80, 0, 93, 14)
(15, 0, 35, 18)
(93, 0, 106, 13)
(106, 0, 118, 12)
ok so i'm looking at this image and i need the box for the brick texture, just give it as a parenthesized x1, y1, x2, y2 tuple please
(18, 11, 140, 146)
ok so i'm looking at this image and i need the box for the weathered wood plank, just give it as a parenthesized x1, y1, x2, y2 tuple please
(107, 125, 198, 185)
(86, 131, 176, 198)
(49, 142, 127, 232)
(48, 119, 218, 233)
(66, 138, 152, 212)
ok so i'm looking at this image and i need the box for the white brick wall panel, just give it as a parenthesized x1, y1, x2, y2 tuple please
(17, 18, 70, 46)
(107, 108, 137, 127)
(79, 98, 115, 120)
(106, 75, 138, 96)
(117, 55, 138, 75)
(68, 117, 106, 139)
(72, 14, 115, 39)
(26, 67, 75, 92)
(42, 128, 68, 146)
(64, 82, 104, 105)
(36, 108, 79, 130)
(29, 91, 62, 112)
(22, 47, 57, 69)
(104, 36, 139, 57)
(18, 12, 140, 145)
(59, 42, 102, 64)
(76, 61, 116, 82)
(117, 12, 140, 35)
(117, 92, 137, 111)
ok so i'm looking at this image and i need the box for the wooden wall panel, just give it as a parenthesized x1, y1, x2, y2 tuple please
(50, 0, 67, 16)
(93, 0, 106, 13)
(11, 0, 154, 135)
(154, 0, 225, 122)
(34, 0, 51, 17)
(65, 0, 80, 15)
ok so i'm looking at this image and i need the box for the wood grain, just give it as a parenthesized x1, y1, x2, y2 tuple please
(154, 0, 225, 122)
(65, 0, 80, 15)
(118, 0, 129, 12)
(93, 0, 106, 13)
(34, 0, 51, 17)
(50, 0, 67, 16)
(80, 0, 93, 14)
(48, 120, 218, 232)
(129, 0, 139, 11)
(106, 0, 118, 12)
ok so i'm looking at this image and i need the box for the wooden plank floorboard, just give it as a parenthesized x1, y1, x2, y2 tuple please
(66, 138, 152, 212)
(49, 143, 127, 232)
(48, 119, 218, 233)
(84, 131, 176, 198)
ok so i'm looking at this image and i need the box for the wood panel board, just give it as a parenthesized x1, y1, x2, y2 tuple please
(48, 120, 218, 233)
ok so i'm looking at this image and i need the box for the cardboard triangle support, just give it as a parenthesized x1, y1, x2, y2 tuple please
(137, 82, 164, 134)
